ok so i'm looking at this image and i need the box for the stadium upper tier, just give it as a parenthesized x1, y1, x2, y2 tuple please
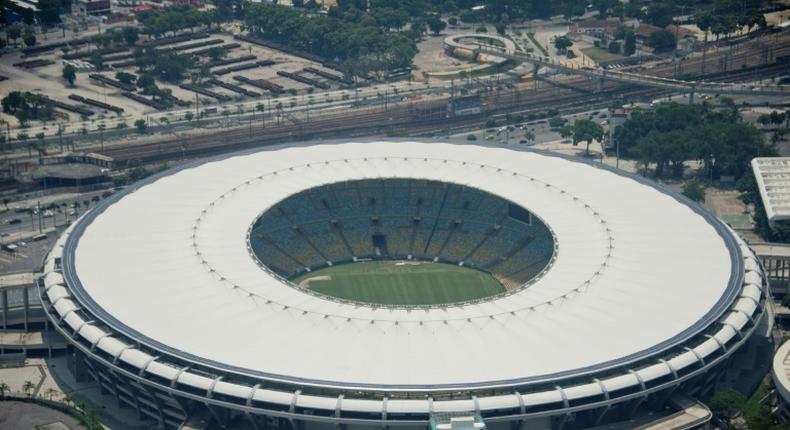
(41, 141, 767, 429)
(249, 179, 555, 292)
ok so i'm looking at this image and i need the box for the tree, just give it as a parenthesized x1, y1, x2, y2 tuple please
(3, 92, 56, 126)
(559, 125, 573, 140)
(153, 52, 194, 83)
(0, 382, 8, 398)
(207, 46, 226, 61)
(62, 64, 77, 87)
(682, 181, 705, 202)
(7, 26, 22, 47)
(35, 132, 45, 153)
(624, 31, 636, 55)
(619, 102, 774, 180)
(121, 27, 139, 46)
(593, 0, 617, 18)
(427, 17, 446, 35)
(607, 41, 621, 54)
(246, 3, 418, 78)
(127, 166, 152, 182)
(448, 17, 458, 26)
(694, 11, 715, 72)
(136, 73, 156, 93)
(134, 119, 147, 134)
(548, 116, 566, 129)
(770, 110, 787, 127)
(647, 29, 676, 53)
(38, 0, 63, 25)
(22, 29, 36, 48)
(523, 130, 535, 143)
(647, 0, 673, 27)
(115, 72, 136, 85)
(22, 380, 35, 397)
(89, 52, 103, 70)
(571, 119, 604, 155)
(44, 387, 59, 400)
(709, 389, 746, 425)
(553, 36, 573, 54)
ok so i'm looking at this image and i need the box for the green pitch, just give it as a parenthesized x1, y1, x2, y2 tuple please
(292, 261, 505, 306)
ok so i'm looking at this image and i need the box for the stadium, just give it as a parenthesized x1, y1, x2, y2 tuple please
(39, 140, 769, 430)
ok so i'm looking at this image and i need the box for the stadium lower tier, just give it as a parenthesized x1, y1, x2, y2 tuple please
(249, 179, 556, 291)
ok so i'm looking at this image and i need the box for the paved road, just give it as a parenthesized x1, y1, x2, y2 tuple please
(0, 400, 83, 430)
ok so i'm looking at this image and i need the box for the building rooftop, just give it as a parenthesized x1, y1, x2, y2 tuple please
(751, 157, 790, 225)
(32, 164, 106, 181)
(574, 18, 620, 29)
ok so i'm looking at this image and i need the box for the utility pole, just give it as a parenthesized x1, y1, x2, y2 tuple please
(37, 201, 42, 233)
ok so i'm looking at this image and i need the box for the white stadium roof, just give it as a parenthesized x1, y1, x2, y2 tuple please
(63, 141, 741, 391)
(752, 157, 790, 225)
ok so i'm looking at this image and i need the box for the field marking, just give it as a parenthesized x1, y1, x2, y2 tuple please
(299, 275, 331, 288)
(293, 260, 506, 305)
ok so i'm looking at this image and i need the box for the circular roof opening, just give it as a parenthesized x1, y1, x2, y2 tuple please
(248, 178, 556, 306)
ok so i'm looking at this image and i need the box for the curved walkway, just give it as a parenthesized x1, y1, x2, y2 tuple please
(433, 33, 519, 78)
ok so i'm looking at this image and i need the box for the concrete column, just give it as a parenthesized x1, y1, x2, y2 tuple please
(246, 413, 261, 430)
(2, 289, 7, 330)
(23, 287, 29, 331)
(593, 405, 611, 426)
(139, 384, 167, 429)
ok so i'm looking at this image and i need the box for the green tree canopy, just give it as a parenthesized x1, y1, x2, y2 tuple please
(428, 16, 447, 35)
(647, 29, 676, 53)
(709, 389, 746, 424)
(616, 102, 775, 180)
(22, 29, 36, 47)
(569, 119, 605, 156)
(62, 64, 76, 87)
(553, 36, 573, 54)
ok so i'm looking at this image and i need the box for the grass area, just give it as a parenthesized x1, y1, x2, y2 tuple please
(526, 33, 549, 56)
(580, 46, 626, 64)
(292, 260, 505, 305)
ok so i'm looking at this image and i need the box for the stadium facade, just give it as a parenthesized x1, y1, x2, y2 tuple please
(40, 141, 770, 429)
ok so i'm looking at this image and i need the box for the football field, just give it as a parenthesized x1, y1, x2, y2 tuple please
(292, 261, 505, 305)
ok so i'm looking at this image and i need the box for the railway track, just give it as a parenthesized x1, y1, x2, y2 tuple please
(65, 33, 790, 164)
(101, 62, 788, 164)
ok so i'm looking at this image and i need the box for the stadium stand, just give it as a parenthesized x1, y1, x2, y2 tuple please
(249, 179, 554, 288)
